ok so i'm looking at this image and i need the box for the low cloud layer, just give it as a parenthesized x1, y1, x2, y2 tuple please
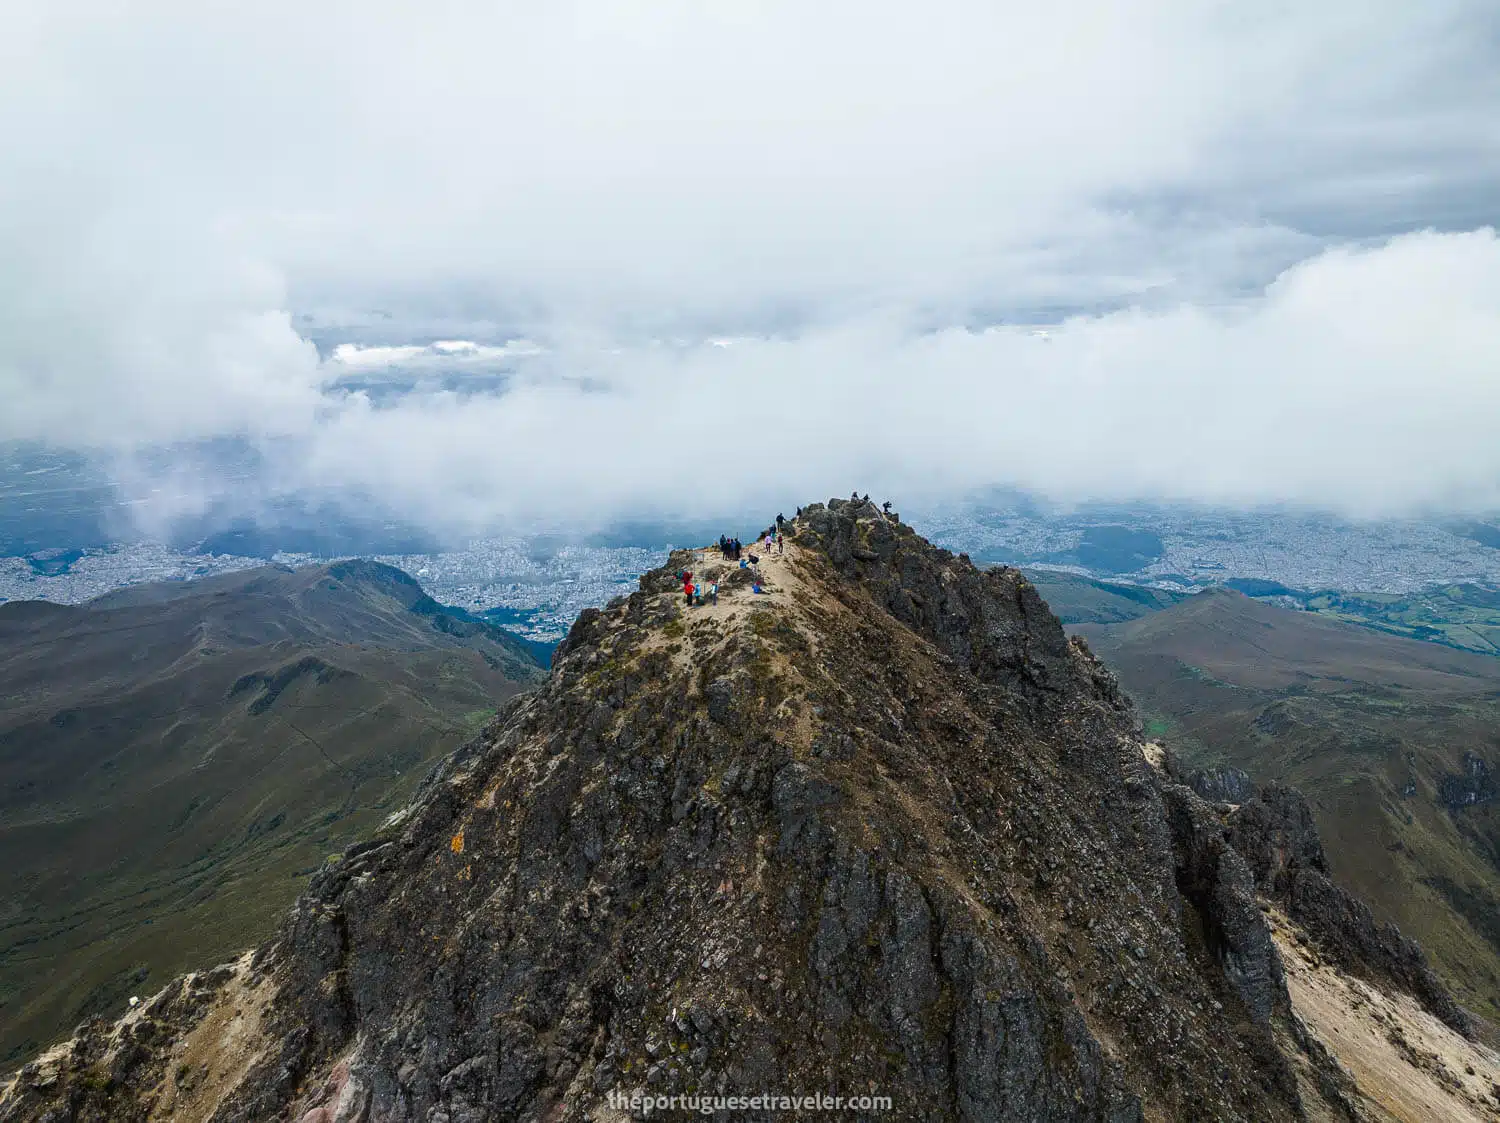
(2, 1, 1498, 534)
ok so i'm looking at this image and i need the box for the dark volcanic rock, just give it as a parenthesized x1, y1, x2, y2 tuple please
(1228, 783, 1330, 889)
(1159, 784, 1288, 1026)
(1439, 750, 1496, 810)
(1225, 785, 1471, 1037)
(0, 498, 1472, 1123)
(1183, 765, 1258, 806)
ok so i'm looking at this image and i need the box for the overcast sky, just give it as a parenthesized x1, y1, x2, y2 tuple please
(2, 1, 1498, 534)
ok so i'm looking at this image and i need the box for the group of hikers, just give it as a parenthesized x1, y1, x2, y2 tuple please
(717, 527, 786, 562)
(678, 522, 796, 607)
(680, 568, 718, 607)
(680, 506, 893, 609)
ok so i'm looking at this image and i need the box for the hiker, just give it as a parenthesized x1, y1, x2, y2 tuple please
(778, 535, 785, 555)
(749, 552, 760, 566)
(776, 513, 784, 528)
(685, 581, 695, 606)
(709, 581, 718, 605)
(882, 500, 892, 514)
(752, 580, 763, 594)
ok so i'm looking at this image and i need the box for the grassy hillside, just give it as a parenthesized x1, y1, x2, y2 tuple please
(1026, 555, 1500, 656)
(1296, 584, 1500, 655)
(1078, 589, 1500, 1022)
(0, 562, 544, 1065)
(1022, 569, 1187, 624)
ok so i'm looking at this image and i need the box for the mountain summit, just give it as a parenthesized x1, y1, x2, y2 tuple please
(4, 499, 1497, 1121)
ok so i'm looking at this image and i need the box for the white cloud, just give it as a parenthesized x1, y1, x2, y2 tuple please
(1, 1, 1497, 531)
(260, 229, 1498, 530)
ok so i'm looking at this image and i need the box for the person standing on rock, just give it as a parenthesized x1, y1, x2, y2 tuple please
(709, 581, 718, 605)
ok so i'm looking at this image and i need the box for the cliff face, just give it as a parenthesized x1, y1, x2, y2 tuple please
(4, 499, 1495, 1122)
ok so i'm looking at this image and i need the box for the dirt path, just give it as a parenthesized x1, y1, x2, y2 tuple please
(673, 536, 807, 624)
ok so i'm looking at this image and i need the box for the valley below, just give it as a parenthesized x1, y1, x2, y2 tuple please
(1076, 588, 1500, 1027)
(0, 561, 545, 1066)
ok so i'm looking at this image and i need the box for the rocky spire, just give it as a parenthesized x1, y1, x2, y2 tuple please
(2, 499, 1483, 1122)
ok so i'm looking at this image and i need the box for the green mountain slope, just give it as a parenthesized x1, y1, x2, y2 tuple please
(1022, 569, 1187, 623)
(1076, 589, 1500, 1022)
(1296, 584, 1500, 655)
(0, 561, 544, 1065)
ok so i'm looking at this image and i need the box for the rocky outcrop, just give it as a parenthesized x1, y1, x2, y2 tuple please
(794, 500, 1110, 712)
(1226, 783, 1329, 888)
(1439, 751, 1495, 809)
(1221, 784, 1471, 1037)
(1159, 784, 1288, 1026)
(1154, 755, 1473, 1042)
(1181, 765, 1257, 806)
(1, 499, 1476, 1122)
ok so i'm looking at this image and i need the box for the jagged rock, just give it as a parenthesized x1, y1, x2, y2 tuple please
(1228, 784, 1329, 889)
(1282, 868, 1472, 1036)
(1227, 786, 1471, 1037)
(1438, 750, 1495, 809)
(0, 497, 1475, 1123)
(1159, 784, 1288, 1025)
(1184, 766, 1258, 806)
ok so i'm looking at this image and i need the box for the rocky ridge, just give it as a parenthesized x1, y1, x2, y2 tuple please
(3, 498, 1497, 1121)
